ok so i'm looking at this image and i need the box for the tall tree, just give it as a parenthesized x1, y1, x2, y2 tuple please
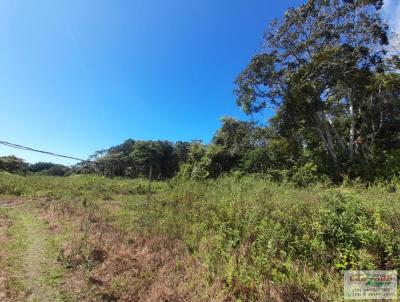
(235, 0, 399, 179)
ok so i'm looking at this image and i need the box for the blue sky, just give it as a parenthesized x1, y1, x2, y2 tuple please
(1, 0, 396, 165)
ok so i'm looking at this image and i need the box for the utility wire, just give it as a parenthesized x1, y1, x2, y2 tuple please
(0, 140, 90, 162)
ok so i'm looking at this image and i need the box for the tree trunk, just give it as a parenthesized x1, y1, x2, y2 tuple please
(313, 114, 341, 180)
(325, 128, 341, 179)
(348, 97, 355, 161)
(326, 114, 347, 153)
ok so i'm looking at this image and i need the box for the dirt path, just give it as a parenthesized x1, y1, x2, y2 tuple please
(0, 202, 70, 301)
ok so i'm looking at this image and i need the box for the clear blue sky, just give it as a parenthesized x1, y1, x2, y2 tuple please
(0, 0, 307, 164)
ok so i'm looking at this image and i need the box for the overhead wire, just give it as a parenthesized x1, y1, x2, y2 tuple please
(0, 140, 90, 162)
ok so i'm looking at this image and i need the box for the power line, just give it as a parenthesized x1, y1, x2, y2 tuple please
(0, 140, 90, 162)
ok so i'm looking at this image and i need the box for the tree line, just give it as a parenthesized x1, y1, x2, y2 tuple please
(81, 0, 400, 184)
(2, 0, 399, 184)
(0, 156, 71, 176)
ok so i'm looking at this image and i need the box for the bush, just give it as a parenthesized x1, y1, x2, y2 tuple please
(290, 162, 325, 187)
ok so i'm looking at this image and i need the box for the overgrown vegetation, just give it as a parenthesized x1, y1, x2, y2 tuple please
(0, 173, 399, 300)
(1, 0, 399, 300)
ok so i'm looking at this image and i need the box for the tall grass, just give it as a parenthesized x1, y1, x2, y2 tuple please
(1, 172, 399, 300)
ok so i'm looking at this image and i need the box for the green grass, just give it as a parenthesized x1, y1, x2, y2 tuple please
(0, 171, 166, 200)
(1, 204, 73, 301)
(1, 172, 399, 301)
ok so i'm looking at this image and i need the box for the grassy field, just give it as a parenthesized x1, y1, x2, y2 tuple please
(0, 172, 399, 301)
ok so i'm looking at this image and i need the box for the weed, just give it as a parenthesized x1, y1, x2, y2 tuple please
(1, 173, 399, 301)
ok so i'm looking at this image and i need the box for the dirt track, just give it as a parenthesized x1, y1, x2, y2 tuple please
(0, 198, 221, 302)
(0, 199, 68, 302)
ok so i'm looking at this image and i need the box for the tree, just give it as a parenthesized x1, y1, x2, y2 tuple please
(90, 139, 191, 179)
(30, 162, 56, 172)
(30, 162, 70, 176)
(212, 117, 262, 154)
(235, 0, 399, 180)
(0, 156, 29, 173)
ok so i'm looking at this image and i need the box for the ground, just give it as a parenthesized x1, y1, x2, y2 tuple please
(0, 198, 69, 301)
(0, 197, 220, 302)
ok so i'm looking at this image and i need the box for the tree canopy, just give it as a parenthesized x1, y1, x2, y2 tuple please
(86, 140, 190, 179)
(235, 0, 400, 180)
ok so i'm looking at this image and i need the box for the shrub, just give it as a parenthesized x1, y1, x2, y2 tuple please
(290, 162, 323, 187)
